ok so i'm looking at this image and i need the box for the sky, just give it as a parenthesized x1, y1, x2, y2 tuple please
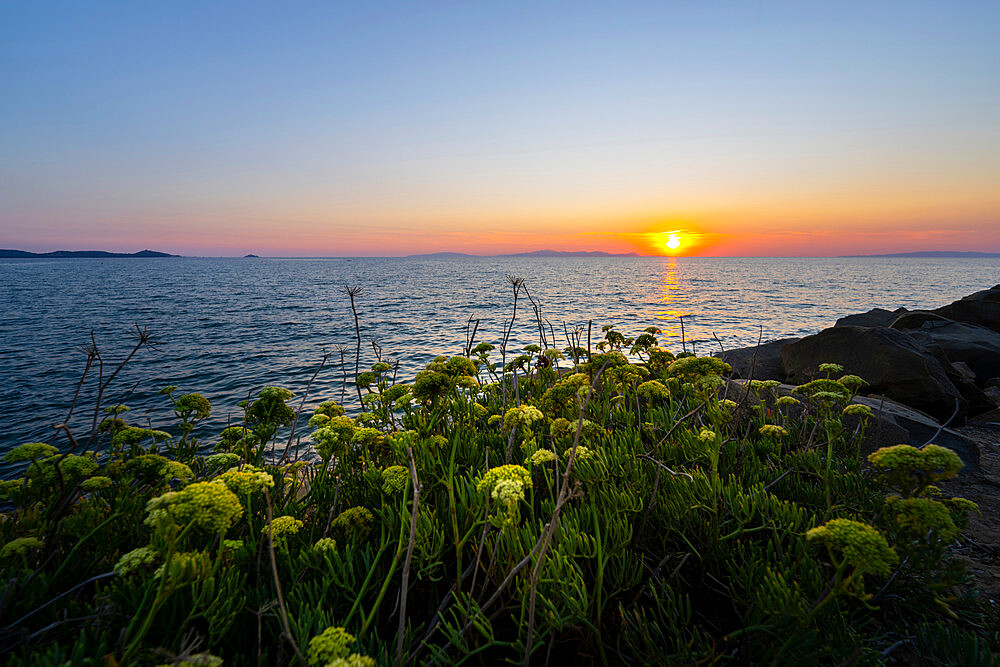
(1, 1, 999, 257)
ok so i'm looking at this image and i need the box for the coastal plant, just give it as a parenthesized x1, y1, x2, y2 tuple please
(0, 297, 995, 666)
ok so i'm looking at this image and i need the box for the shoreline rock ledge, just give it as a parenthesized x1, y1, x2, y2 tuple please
(713, 284, 1000, 471)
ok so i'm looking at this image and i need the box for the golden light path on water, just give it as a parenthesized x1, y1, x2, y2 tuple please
(653, 258, 694, 343)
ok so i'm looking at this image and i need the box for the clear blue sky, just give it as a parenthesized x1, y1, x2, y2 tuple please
(2, 1, 998, 255)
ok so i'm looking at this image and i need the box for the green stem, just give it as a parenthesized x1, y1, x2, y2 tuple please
(359, 495, 409, 639)
(343, 535, 392, 627)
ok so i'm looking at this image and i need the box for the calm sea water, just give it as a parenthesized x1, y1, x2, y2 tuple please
(2, 256, 998, 468)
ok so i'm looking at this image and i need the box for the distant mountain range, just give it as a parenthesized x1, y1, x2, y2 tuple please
(0, 249, 178, 258)
(407, 249, 641, 258)
(840, 251, 1000, 258)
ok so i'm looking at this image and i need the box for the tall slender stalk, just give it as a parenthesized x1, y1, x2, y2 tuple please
(342, 285, 364, 405)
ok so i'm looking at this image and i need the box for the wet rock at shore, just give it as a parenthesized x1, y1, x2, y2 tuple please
(933, 284, 1000, 334)
(834, 306, 909, 328)
(713, 337, 798, 381)
(780, 325, 966, 422)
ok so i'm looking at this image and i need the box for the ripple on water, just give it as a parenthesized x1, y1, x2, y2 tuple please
(1, 256, 998, 473)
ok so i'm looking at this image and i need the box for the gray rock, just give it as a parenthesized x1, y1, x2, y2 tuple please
(901, 328, 997, 415)
(712, 337, 798, 381)
(972, 407, 1000, 426)
(781, 326, 965, 422)
(835, 307, 908, 328)
(984, 385, 1000, 406)
(889, 310, 951, 330)
(903, 319, 1000, 385)
(934, 284, 1000, 334)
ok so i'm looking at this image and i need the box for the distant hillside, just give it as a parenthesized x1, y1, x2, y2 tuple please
(406, 249, 641, 258)
(842, 251, 1000, 258)
(504, 249, 641, 257)
(0, 249, 178, 258)
(405, 251, 477, 258)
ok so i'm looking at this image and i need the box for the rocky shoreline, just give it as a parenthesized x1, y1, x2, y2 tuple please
(714, 284, 1000, 600)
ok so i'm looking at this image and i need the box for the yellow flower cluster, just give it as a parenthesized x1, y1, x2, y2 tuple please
(839, 374, 867, 391)
(806, 518, 897, 576)
(28, 454, 99, 485)
(0, 478, 26, 500)
(748, 379, 781, 393)
(161, 461, 194, 482)
(114, 545, 159, 575)
(492, 478, 526, 508)
(776, 396, 801, 407)
(307, 626, 356, 666)
(146, 481, 243, 535)
(205, 453, 241, 468)
(381, 465, 409, 494)
(478, 464, 532, 528)
(636, 380, 671, 402)
(698, 429, 717, 443)
(793, 379, 848, 401)
(219, 466, 274, 495)
(887, 497, 960, 543)
(758, 425, 788, 438)
(332, 507, 375, 540)
(265, 515, 303, 538)
(1, 536, 43, 559)
(842, 404, 874, 418)
(528, 449, 557, 466)
(3, 442, 57, 462)
(326, 653, 374, 666)
(81, 476, 112, 491)
(502, 405, 545, 433)
(666, 356, 732, 378)
(563, 445, 595, 462)
(549, 418, 604, 442)
(476, 464, 532, 497)
(312, 416, 356, 459)
(314, 537, 337, 553)
(351, 427, 382, 447)
(868, 444, 963, 495)
(538, 373, 590, 417)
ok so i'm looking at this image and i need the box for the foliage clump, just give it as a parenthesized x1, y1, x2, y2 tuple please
(0, 310, 994, 666)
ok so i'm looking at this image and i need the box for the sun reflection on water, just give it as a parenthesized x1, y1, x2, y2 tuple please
(653, 258, 694, 343)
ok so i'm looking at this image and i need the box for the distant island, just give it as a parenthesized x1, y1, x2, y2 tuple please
(841, 251, 1000, 258)
(244, 254, 260, 258)
(407, 249, 641, 258)
(0, 249, 178, 259)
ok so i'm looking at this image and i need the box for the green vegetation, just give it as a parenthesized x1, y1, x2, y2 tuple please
(0, 313, 997, 665)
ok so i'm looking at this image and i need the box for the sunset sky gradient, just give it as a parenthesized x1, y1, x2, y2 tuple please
(2, 1, 999, 256)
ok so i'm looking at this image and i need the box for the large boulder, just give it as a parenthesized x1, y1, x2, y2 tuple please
(934, 284, 1000, 334)
(901, 328, 999, 416)
(781, 326, 965, 422)
(712, 338, 798, 381)
(835, 307, 908, 328)
(894, 318, 1000, 385)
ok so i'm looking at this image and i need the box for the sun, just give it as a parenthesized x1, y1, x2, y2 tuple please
(665, 233, 682, 251)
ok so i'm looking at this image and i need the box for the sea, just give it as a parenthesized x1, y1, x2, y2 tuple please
(2, 256, 998, 470)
